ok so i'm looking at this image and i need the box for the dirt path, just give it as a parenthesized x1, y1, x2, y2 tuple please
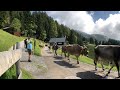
(20, 49, 48, 79)
(20, 46, 118, 79)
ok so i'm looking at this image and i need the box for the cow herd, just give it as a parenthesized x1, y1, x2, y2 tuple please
(50, 43, 120, 78)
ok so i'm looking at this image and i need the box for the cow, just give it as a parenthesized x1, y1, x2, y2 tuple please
(63, 44, 88, 64)
(61, 45, 67, 58)
(52, 43, 59, 56)
(48, 45, 51, 51)
(94, 45, 120, 78)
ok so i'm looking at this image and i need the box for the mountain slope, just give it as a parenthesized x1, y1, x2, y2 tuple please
(76, 30, 109, 42)
(91, 34, 109, 41)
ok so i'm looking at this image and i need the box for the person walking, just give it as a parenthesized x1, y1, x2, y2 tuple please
(24, 38, 28, 49)
(27, 41, 33, 62)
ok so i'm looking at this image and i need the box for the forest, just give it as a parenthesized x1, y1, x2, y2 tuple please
(0, 11, 120, 46)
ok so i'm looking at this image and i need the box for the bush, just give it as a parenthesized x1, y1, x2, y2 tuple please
(0, 64, 16, 79)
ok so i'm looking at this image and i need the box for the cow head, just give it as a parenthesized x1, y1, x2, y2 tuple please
(81, 47, 89, 57)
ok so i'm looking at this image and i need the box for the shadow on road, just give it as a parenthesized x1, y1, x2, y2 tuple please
(47, 51, 53, 54)
(20, 60, 29, 62)
(54, 60, 79, 68)
(53, 56, 64, 59)
(76, 71, 104, 79)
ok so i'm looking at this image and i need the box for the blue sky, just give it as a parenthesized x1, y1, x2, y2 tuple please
(91, 11, 119, 21)
(46, 11, 120, 40)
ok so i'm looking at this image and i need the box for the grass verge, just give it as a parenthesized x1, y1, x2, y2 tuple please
(21, 69, 33, 79)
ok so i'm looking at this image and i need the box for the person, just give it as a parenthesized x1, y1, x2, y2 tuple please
(24, 38, 28, 49)
(53, 43, 58, 56)
(27, 41, 33, 62)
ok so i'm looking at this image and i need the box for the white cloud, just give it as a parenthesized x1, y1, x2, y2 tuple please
(46, 11, 120, 40)
(47, 11, 95, 34)
(93, 13, 120, 40)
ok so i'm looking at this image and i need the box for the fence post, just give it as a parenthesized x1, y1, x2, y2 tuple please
(15, 42, 20, 79)
(13, 44, 16, 50)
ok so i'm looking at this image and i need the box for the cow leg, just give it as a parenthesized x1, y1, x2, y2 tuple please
(114, 61, 120, 78)
(105, 65, 114, 77)
(94, 60, 97, 71)
(68, 53, 70, 62)
(54, 50, 55, 56)
(94, 55, 98, 71)
(61, 52, 62, 56)
(55, 50, 57, 56)
(101, 62, 105, 71)
(64, 53, 66, 58)
(76, 56, 79, 64)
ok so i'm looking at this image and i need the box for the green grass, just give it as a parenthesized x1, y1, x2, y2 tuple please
(21, 69, 33, 79)
(0, 64, 17, 79)
(30, 38, 42, 56)
(0, 29, 24, 52)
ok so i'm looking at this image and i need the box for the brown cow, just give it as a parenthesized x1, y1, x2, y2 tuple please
(64, 44, 88, 64)
(61, 45, 67, 57)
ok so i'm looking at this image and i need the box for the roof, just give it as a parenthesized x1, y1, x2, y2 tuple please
(3, 27, 10, 30)
(49, 37, 66, 43)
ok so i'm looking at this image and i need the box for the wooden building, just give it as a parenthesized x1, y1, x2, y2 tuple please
(49, 37, 66, 46)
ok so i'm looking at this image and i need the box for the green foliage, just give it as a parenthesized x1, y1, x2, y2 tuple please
(31, 38, 42, 56)
(49, 19, 58, 38)
(10, 18, 21, 32)
(89, 37, 94, 44)
(0, 11, 10, 28)
(0, 29, 24, 51)
(22, 69, 33, 79)
(95, 39, 98, 46)
(0, 64, 16, 79)
(0, 11, 90, 46)
(86, 44, 95, 59)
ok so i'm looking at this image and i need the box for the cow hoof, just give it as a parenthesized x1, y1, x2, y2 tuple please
(115, 76, 120, 79)
(103, 76, 108, 79)
(95, 69, 97, 71)
(102, 69, 105, 71)
(77, 61, 79, 64)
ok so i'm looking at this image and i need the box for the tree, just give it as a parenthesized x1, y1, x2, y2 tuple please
(0, 11, 10, 28)
(89, 37, 94, 44)
(77, 34, 83, 45)
(95, 39, 98, 46)
(10, 18, 21, 32)
(49, 19, 58, 38)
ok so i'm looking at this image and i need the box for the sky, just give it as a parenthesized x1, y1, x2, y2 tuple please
(46, 11, 120, 40)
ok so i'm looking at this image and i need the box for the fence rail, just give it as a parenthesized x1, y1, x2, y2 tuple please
(0, 42, 23, 79)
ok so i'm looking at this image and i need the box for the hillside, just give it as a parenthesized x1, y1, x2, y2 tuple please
(0, 29, 24, 52)
(91, 34, 109, 41)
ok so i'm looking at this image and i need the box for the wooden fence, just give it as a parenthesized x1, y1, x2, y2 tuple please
(0, 42, 22, 79)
